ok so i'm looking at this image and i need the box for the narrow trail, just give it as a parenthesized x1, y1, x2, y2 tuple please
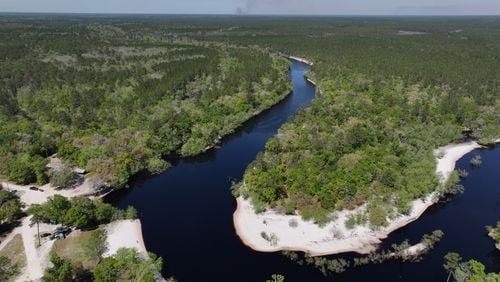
(19, 217, 43, 281)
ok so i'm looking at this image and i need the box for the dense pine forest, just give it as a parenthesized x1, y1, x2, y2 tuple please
(1, 15, 499, 222)
(0, 15, 291, 189)
(211, 16, 500, 225)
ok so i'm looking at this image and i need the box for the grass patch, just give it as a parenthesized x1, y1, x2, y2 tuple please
(0, 234, 26, 281)
(52, 229, 99, 270)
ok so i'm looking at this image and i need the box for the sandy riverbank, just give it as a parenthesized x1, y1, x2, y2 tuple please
(233, 141, 486, 256)
(104, 219, 147, 257)
(285, 55, 314, 66)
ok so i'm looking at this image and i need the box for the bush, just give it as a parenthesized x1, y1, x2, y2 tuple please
(6, 157, 36, 185)
(345, 212, 368, 229)
(457, 169, 469, 178)
(42, 253, 84, 282)
(93, 248, 163, 282)
(283, 200, 297, 215)
(470, 155, 482, 167)
(5, 155, 48, 185)
(146, 157, 169, 175)
(0, 187, 23, 224)
(368, 206, 388, 228)
(50, 167, 80, 188)
(125, 206, 138, 219)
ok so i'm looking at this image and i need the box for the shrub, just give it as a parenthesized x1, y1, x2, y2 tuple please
(50, 167, 80, 188)
(457, 169, 469, 178)
(283, 200, 296, 215)
(146, 157, 169, 175)
(345, 212, 368, 229)
(93, 248, 163, 282)
(368, 206, 388, 228)
(125, 206, 138, 219)
(470, 155, 482, 167)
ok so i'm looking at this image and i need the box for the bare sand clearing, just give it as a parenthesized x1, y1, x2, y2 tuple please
(1, 177, 96, 205)
(104, 219, 147, 257)
(233, 141, 484, 256)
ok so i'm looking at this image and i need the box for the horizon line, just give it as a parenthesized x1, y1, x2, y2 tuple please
(1, 11, 500, 17)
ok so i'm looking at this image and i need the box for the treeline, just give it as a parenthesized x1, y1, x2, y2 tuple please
(202, 17, 500, 107)
(0, 184, 23, 226)
(443, 253, 499, 281)
(0, 18, 291, 188)
(27, 195, 136, 229)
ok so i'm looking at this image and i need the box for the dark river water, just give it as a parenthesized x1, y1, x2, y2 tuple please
(107, 61, 499, 281)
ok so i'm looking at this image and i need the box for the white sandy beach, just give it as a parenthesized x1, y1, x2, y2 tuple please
(286, 55, 314, 66)
(233, 141, 486, 256)
(104, 219, 148, 257)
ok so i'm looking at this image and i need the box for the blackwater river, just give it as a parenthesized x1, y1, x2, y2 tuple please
(107, 61, 499, 281)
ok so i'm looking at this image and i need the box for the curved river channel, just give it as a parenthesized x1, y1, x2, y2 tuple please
(107, 61, 499, 281)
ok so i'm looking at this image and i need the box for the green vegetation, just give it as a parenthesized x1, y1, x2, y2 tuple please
(470, 155, 483, 167)
(53, 228, 106, 270)
(222, 17, 500, 223)
(42, 253, 91, 282)
(443, 253, 500, 281)
(50, 229, 164, 281)
(0, 235, 26, 281)
(0, 184, 23, 226)
(284, 230, 444, 276)
(266, 274, 286, 282)
(49, 165, 81, 189)
(1, 15, 498, 224)
(345, 212, 367, 230)
(0, 16, 291, 188)
(93, 248, 163, 282)
(486, 222, 500, 245)
(27, 195, 136, 229)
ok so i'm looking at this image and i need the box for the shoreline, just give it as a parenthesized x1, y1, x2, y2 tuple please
(104, 219, 148, 257)
(233, 141, 489, 256)
(283, 54, 314, 66)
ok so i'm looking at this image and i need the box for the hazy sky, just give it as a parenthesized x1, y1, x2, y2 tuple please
(1, 0, 499, 15)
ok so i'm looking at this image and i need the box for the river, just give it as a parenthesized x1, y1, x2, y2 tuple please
(106, 61, 499, 281)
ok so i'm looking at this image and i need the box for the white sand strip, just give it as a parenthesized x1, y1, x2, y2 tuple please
(286, 55, 314, 66)
(104, 219, 147, 257)
(233, 141, 489, 256)
(19, 217, 43, 281)
(306, 78, 317, 85)
(434, 141, 482, 182)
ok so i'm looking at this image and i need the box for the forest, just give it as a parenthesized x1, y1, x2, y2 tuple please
(1, 14, 499, 225)
(0, 14, 498, 281)
(0, 15, 291, 189)
(213, 16, 500, 225)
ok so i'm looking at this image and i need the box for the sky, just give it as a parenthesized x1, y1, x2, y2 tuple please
(1, 0, 499, 15)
